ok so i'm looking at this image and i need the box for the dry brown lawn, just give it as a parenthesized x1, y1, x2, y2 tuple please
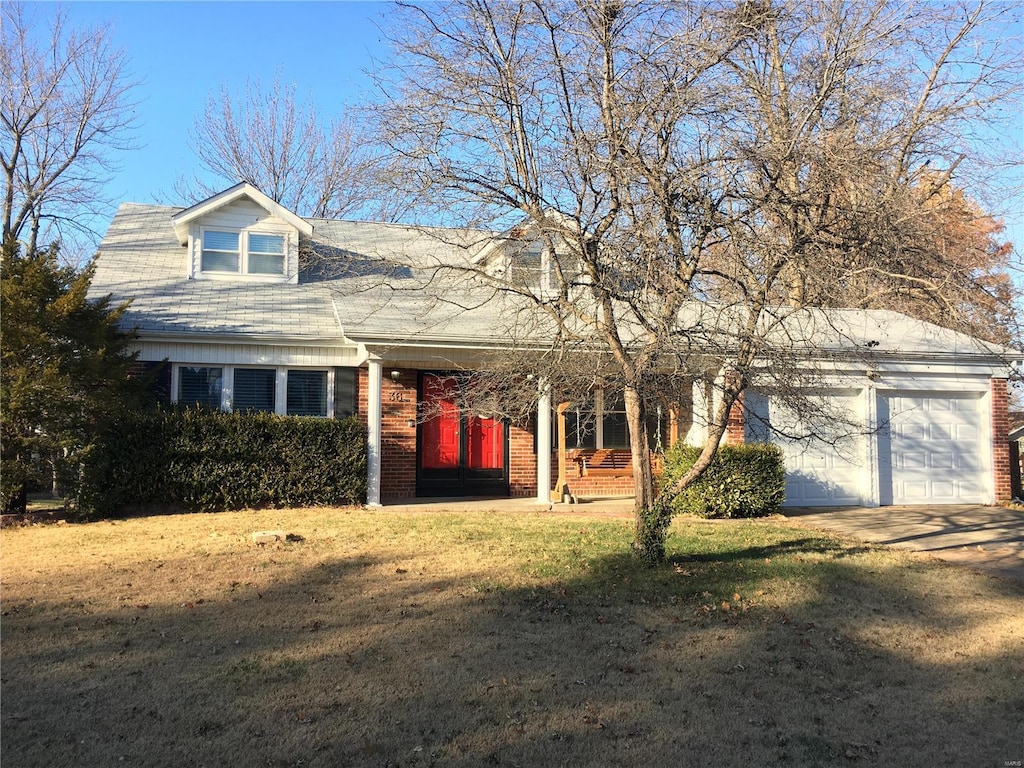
(2, 507, 1022, 767)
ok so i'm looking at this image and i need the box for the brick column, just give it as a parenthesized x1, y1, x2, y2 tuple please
(725, 391, 745, 445)
(508, 421, 538, 498)
(380, 369, 418, 501)
(991, 378, 1011, 503)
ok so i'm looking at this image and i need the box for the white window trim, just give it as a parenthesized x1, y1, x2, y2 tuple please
(197, 226, 289, 281)
(172, 364, 335, 417)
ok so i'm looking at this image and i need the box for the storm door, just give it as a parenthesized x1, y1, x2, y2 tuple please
(416, 372, 510, 497)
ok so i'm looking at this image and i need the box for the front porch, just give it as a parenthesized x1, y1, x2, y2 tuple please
(362, 361, 727, 505)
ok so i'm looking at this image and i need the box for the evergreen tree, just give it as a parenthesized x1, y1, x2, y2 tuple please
(1, 238, 142, 514)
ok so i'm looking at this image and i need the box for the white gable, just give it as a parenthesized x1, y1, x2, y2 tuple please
(170, 183, 312, 286)
(171, 182, 312, 245)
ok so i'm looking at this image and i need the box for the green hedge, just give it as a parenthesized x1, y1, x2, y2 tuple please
(660, 443, 786, 518)
(78, 408, 367, 517)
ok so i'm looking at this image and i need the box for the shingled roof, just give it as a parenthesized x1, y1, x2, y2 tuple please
(92, 202, 514, 344)
(91, 201, 1017, 370)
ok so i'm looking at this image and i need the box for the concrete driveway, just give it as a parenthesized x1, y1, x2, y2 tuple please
(782, 505, 1024, 584)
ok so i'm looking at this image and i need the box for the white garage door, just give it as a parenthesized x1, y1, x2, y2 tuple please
(878, 393, 986, 504)
(746, 390, 866, 507)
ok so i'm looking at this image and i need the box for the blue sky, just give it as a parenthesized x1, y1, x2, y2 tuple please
(61, 1, 390, 211)
(51, 1, 1024, 260)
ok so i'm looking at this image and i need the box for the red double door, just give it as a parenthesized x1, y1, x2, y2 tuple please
(417, 373, 509, 497)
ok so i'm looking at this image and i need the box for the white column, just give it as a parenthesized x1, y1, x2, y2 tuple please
(367, 359, 383, 507)
(864, 383, 881, 508)
(536, 377, 551, 503)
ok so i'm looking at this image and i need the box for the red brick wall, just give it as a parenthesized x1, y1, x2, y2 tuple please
(551, 449, 638, 498)
(379, 369, 418, 501)
(356, 367, 369, 428)
(356, 367, 539, 500)
(509, 421, 537, 497)
(559, 471, 636, 497)
(725, 391, 745, 445)
(991, 378, 1011, 502)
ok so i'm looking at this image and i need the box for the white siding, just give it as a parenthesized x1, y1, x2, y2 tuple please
(188, 199, 300, 283)
(203, 198, 283, 229)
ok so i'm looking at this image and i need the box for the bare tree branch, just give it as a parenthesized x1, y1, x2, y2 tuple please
(177, 72, 403, 221)
(367, 0, 1021, 558)
(1, 4, 138, 253)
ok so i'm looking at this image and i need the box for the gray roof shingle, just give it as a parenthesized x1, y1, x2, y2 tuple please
(91, 202, 1014, 365)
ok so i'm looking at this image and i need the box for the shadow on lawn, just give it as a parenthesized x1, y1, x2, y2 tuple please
(3, 524, 1023, 768)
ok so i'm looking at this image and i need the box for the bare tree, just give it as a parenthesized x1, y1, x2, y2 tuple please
(179, 74, 400, 221)
(371, 0, 1021, 560)
(1, 4, 138, 253)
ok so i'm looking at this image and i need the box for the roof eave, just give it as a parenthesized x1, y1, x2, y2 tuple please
(134, 328, 355, 348)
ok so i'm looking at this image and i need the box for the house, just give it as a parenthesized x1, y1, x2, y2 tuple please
(90, 183, 1018, 507)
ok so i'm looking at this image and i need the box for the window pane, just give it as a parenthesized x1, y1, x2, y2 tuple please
(287, 371, 327, 417)
(234, 369, 276, 412)
(248, 253, 284, 274)
(249, 233, 284, 254)
(602, 392, 629, 448)
(603, 412, 630, 448)
(203, 231, 239, 250)
(202, 250, 239, 272)
(564, 408, 596, 449)
(178, 366, 222, 408)
(334, 368, 357, 418)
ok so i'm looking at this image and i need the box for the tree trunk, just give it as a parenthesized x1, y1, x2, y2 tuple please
(631, 379, 743, 565)
(625, 384, 668, 564)
(624, 385, 653, 511)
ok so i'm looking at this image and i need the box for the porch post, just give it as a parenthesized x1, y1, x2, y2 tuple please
(367, 359, 383, 507)
(536, 377, 551, 503)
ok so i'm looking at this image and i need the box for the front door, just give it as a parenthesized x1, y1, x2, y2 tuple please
(417, 372, 510, 497)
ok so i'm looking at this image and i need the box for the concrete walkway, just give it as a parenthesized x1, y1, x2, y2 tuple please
(376, 497, 1024, 584)
(781, 505, 1024, 584)
(376, 496, 636, 517)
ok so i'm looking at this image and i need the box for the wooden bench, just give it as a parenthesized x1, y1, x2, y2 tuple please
(573, 449, 665, 478)
(574, 449, 633, 477)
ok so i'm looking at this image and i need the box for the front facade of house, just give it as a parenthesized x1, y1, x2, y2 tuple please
(91, 184, 1017, 507)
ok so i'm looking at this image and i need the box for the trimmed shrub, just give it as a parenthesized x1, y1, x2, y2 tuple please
(78, 408, 367, 517)
(660, 443, 786, 518)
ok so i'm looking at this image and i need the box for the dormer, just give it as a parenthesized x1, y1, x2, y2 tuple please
(171, 182, 313, 285)
(471, 213, 580, 294)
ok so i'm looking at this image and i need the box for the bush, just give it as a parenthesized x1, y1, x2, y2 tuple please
(660, 443, 786, 519)
(78, 408, 367, 517)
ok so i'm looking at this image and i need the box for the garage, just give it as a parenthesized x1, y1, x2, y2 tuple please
(745, 390, 867, 507)
(878, 392, 987, 504)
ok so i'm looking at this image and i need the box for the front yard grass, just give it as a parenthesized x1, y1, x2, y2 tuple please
(2, 507, 1021, 767)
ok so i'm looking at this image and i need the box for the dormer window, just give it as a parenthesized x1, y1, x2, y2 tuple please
(248, 233, 285, 274)
(174, 183, 313, 284)
(504, 239, 579, 294)
(200, 228, 286, 276)
(201, 230, 240, 272)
